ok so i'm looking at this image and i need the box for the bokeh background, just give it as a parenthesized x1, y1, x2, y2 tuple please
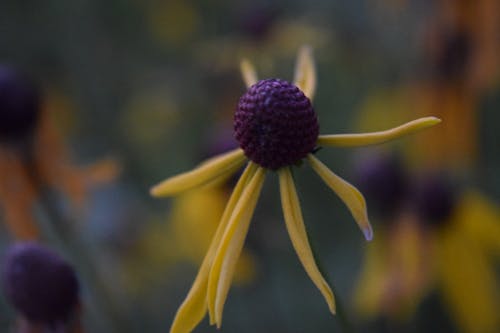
(0, 0, 499, 332)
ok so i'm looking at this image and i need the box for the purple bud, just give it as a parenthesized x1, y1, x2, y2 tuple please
(234, 79, 319, 170)
(432, 30, 471, 82)
(2, 242, 80, 325)
(0, 66, 41, 143)
(412, 173, 457, 227)
(354, 152, 409, 220)
(238, 5, 278, 40)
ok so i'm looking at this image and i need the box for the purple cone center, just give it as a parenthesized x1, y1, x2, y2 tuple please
(234, 78, 319, 170)
(2, 242, 79, 324)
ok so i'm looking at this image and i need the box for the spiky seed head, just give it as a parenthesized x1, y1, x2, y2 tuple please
(234, 78, 319, 170)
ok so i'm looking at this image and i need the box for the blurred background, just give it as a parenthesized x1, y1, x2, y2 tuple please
(0, 0, 499, 332)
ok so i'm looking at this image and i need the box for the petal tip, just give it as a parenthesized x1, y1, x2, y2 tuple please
(363, 227, 374, 241)
(428, 116, 442, 125)
(299, 44, 313, 54)
(149, 186, 161, 197)
(150, 183, 169, 197)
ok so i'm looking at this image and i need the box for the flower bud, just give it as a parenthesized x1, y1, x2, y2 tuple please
(0, 66, 41, 143)
(2, 242, 79, 325)
(354, 152, 409, 220)
(413, 173, 457, 227)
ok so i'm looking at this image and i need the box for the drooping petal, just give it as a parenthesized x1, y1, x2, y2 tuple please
(317, 117, 441, 147)
(170, 162, 257, 333)
(278, 167, 336, 314)
(307, 154, 373, 241)
(293, 45, 316, 101)
(207, 166, 266, 327)
(169, 253, 213, 333)
(150, 149, 246, 197)
(240, 59, 258, 88)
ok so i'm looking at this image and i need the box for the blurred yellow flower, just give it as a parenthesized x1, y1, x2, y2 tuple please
(353, 157, 500, 333)
(146, 0, 200, 47)
(357, 0, 499, 171)
(151, 46, 440, 332)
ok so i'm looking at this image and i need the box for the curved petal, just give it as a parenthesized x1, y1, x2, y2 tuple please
(240, 59, 258, 88)
(278, 167, 336, 314)
(293, 45, 316, 101)
(317, 117, 441, 147)
(169, 162, 257, 333)
(207, 166, 266, 327)
(307, 154, 373, 241)
(150, 149, 246, 197)
(169, 252, 213, 333)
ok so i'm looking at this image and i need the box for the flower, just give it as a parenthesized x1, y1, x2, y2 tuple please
(124, 185, 256, 295)
(353, 154, 500, 333)
(0, 67, 40, 143)
(0, 65, 119, 240)
(356, 0, 499, 171)
(354, 151, 409, 220)
(1, 242, 80, 329)
(151, 46, 440, 332)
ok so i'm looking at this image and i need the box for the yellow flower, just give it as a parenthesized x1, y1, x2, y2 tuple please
(122, 185, 256, 294)
(353, 158, 500, 333)
(151, 46, 440, 332)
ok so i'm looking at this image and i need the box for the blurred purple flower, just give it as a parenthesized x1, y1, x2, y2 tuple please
(2, 242, 80, 326)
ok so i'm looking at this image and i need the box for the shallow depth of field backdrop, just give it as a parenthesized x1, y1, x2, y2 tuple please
(0, 1, 499, 332)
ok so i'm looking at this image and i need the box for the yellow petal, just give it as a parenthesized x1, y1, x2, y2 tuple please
(170, 162, 257, 333)
(352, 234, 388, 318)
(150, 148, 246, 197)
(207, 166, 266, 328)
(437, 229, 500, 333)
(169, 253, 212, 333)
(317, 117, 441, 147)
(240, 59, 258, 88)
(307, 154, 373, 241)
(456, 191, 500, 257)
(293, 45, 316, 101)
(278, 167, 336, 314)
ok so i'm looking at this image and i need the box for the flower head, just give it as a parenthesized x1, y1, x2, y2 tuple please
(151, 46, 440, 332)
(0, 66, 41, 143)
(354, 152, 409, 220)
(1, 242, 80, 326)
(353, 154, 500, 333)
(235, 78, 318, 169)
(0, 65, 119, 240)
(412, 172, 457, 226)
